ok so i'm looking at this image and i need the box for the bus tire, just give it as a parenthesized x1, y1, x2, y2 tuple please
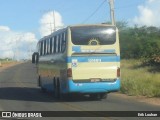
(89, 94, 99, 100)
(41, 87, 46, 92)
(56, 79, 61, 99)
(38, 76, 46, 92)
(38, 76, 41, 87)
(53, 78, 60, 99)
(62, 93, 72, 101)
(53, 78, 57, 98)
(100, 93, 107, 99)
(39, 77, 46, 92)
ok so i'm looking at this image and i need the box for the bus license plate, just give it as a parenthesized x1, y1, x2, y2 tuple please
(91, 78, 100, 82)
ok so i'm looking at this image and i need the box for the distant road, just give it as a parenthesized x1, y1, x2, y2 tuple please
(0, 62, 159, 120)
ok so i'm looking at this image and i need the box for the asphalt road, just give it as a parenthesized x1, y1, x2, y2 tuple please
(0, 62, 159, 120)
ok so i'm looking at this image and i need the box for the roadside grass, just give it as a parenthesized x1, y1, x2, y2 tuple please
(120, 59, 160, 97)
(0, 60, 17, 67)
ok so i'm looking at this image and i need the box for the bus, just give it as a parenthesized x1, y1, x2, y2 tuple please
(32, 24, 120, 99)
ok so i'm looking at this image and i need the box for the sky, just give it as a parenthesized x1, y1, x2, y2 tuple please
(0, 0, 160, 59)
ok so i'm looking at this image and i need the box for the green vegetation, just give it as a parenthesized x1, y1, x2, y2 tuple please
(120, 59, 160, 97)
(118, 22, 160, 65)
(0, 58, 16, 66)
(117, 22, 160, 97)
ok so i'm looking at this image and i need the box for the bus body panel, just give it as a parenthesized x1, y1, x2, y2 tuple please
(67, 79, 120, 93)
(70, 56, 119, 80)
(38, 53, 67, 92)
(36, 24, 121, 97)
(67, 26, 120, 85)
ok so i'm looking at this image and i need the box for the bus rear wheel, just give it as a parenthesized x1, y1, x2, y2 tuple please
(90, 93, 107, 100)
(38, 76, 46, 92)
(53, 78, 60, 99)
(90, 94, 99, 100)
(38, 76, 41, 87)
(99, 93, 107, 99)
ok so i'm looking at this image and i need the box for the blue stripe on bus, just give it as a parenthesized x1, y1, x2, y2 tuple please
(72, 46, 81, 52)
(66, 56, 120, 63)
(67, 79, 120, 93)
(103, 49, 115, 53)
(72, 46, 116, 53)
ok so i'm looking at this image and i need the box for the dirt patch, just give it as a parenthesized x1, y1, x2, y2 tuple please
(113, 92, 160, 106)
(0, 62, 22, 71)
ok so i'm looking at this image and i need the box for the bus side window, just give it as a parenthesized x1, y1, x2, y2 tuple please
(59, 34, 62, 53)
(57, 35, 59, 53)
(50, 37, 52, 54)
(52, 37, 54, 54)
(38, 43, 40, 55)
(58, 34, 61, 53)
(44, 40, 46, 55)
(56, 35, 59, 53)
(54, 36, 57, 53)
(42, 40, 44, 55)
(46, 39, 48, 55)
(61, 32, 66, 52)
(47, 39, 50, 54)
(38, 42, 41, 56)
(38, 42, 41, 55)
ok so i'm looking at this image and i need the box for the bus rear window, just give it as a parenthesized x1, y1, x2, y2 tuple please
(70, 26, 116, 45)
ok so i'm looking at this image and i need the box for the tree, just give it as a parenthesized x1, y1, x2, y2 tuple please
(118, 22, 160, 65)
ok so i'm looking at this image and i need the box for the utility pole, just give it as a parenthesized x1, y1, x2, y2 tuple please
(108, 0, 116, 25)
(50, 22, 53, 33)
(53, 11, 56, 32)
(49, 11, 56, 34)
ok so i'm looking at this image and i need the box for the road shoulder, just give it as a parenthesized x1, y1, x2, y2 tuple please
(113, 92, 160, 106)
(0, 62, 23, 72)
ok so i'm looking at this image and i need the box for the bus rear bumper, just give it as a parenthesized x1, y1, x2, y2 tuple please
(67, 79, 120, 93)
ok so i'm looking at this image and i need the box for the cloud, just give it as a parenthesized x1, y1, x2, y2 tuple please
(39, 11, 64, 37)
(133, 0, 160, 26)
(0, 11, 64, 59)
(148, 0, 155, 3)
(0, 26, 37, 59)
(0, 26, 10, 32)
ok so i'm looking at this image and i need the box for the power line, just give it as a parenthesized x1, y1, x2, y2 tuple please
(82, 0, 107, 23)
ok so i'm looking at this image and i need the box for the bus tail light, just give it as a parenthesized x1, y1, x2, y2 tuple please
(67, 68, 72, 77)
(117, 67, 120, 78)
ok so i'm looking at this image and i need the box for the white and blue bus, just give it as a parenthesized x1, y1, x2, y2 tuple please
(33, 24, 120, 99)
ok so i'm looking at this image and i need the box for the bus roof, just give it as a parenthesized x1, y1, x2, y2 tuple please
(38, 24, 116, 42)
(68, 24, 115, 28)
